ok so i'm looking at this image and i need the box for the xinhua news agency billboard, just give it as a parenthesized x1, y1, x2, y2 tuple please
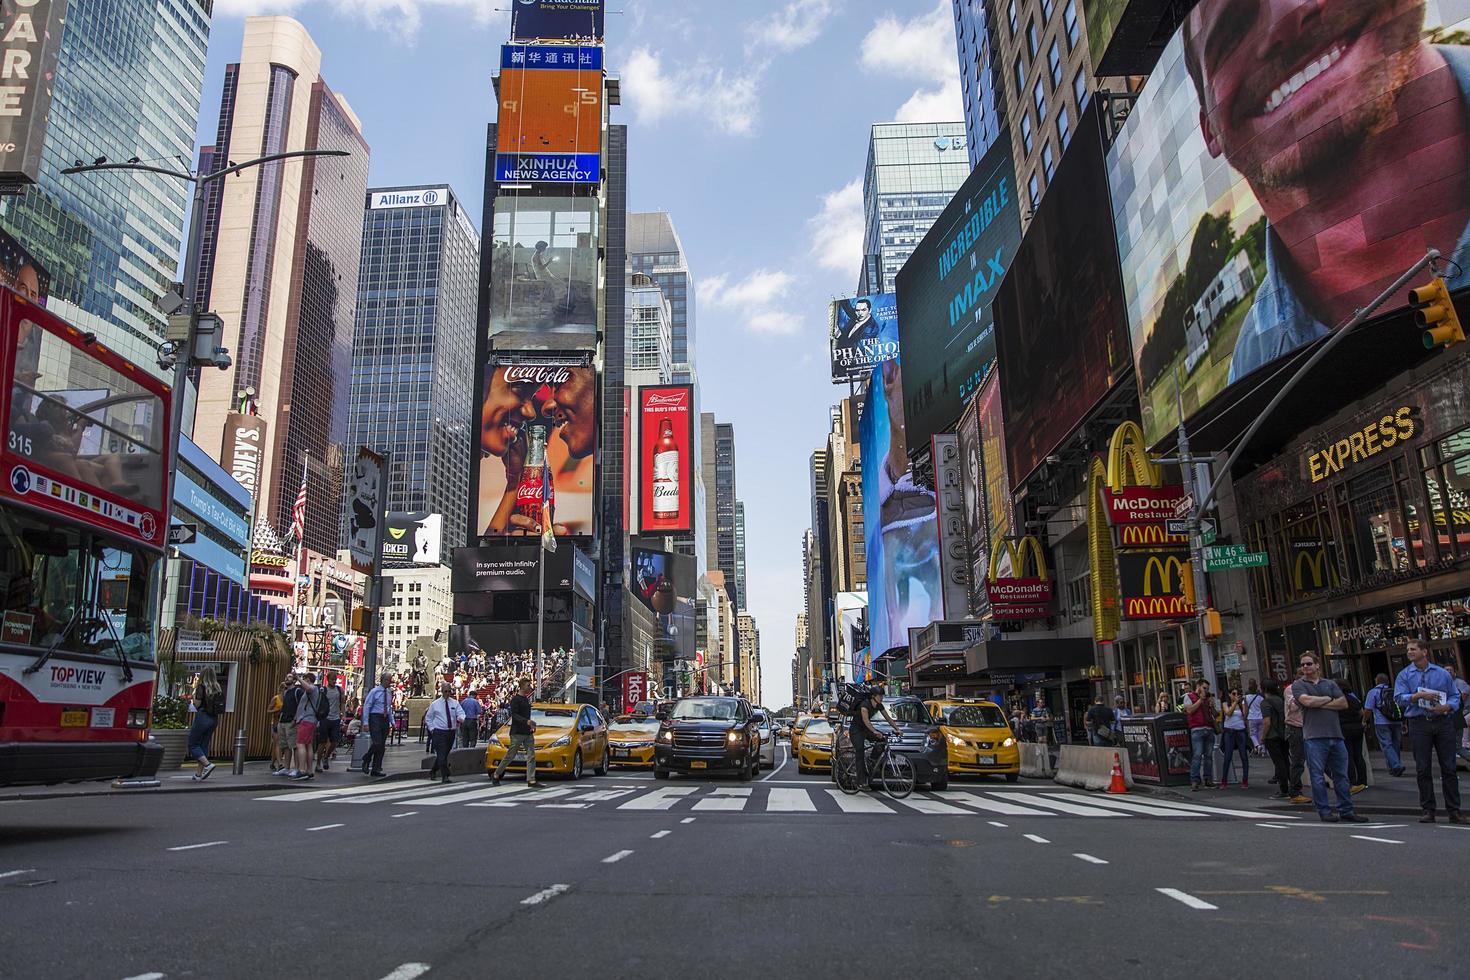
(511, 0, 604, 41)
(495, 44, 603, 184)
(1107, 0, 1470, 447)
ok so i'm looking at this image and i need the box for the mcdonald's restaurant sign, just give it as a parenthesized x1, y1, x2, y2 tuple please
(1117, 549, 1196, 621)
(1117, 521, 1188, 548)
(986, 535, 1053, 620)
(1106, 485, 1189, 525)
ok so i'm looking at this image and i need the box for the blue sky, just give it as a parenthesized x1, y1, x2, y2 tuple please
(205, 0, 964, 707)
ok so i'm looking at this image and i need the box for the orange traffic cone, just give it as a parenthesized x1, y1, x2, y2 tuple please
(1107, 752, 1128, 795)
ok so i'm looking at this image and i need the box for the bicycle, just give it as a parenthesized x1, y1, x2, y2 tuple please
(834, 733, 915, 799)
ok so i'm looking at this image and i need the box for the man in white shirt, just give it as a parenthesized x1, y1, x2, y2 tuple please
(426, 682, 466, 784)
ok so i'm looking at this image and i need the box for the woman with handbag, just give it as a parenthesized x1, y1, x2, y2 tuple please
(188, 667, 225, 781)
(1219, 688, 1250, 788)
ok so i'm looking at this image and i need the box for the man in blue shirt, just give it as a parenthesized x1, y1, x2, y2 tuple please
(1393, 639, 1462, 823)
(1363, 673, 1404, 777)
(459, 690, 483, 749)
(361, 673, 394, 779)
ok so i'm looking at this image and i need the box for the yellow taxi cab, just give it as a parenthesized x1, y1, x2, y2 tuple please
(795, 717, 836, 773)
(924, 698, 1020, 781)
(789, 714, 818, 756)
(484, 702, 610, 779)
(606, 713, 661, 768)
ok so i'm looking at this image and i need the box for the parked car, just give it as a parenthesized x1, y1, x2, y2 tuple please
(653, 696, 761, 780)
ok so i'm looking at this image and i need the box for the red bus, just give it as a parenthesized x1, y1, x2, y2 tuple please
(0, 288, 171, 784)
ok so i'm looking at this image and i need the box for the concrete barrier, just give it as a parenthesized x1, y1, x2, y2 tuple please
(1020, 743, 1053, 779)
(419, 746, 485, 777)
(1053, 744, 1134, 792)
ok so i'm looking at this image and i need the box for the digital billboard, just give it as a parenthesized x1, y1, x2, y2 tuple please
(0, 229, 49, 304)
(995, 106, 1131, 489)
(511, 0, 604, 41)
(636, 384, 694, 534)
(451, 543, 575, 592)
(487, 196, 599, 347)
(896, 137, 1022, 457)
(1108, 1, 1470, 447)
(476, 359, 596, 539)
(631, 546, 696, 662)
(0, 0, 65, 185)
(956, 387, 989, 617)
(829, 293, 899, 384)
(383, 512, 442, 565)
(860, 360, 942, 656)
(495, 44, 603, 184)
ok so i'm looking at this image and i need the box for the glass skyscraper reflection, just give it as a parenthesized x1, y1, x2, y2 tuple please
(859, 122, 970, 296)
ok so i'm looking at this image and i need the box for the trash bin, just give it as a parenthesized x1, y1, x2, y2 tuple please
(1120, 712, 1192, 787)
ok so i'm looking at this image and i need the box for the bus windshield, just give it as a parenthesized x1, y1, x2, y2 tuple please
(0, 510, 158, 661)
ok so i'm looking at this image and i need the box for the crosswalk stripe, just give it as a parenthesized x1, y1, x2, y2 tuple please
(948, 792, 1056, 816)
(896, 795, 972, 816)
(1043, 793, 1201, 818)
(766, 788, 816, 812)
(257, 781, 422, 803)
(408, 784, 532, 806)
(693, 796, 748, 811)
(617, 787, 696, 810)
(825, 790, 896, 814)
(1088, 795, 1296, 820)
(569, 789, 639, 802)
(332, 783, 473, 805)
(988, 793, 1123, 817)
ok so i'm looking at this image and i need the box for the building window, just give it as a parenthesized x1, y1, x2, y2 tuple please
(1033, 79, 1047, 123)
(1064, 0, 1080, 50)
(1041, 0, 1055, 19)
(1021, 112, 1034, 153)
(1028, 173, 1041, 209)
(1014, 55, 1025, 93)
(1073, 68, 1088, 109)
(1057, 104, 1071, 147)
(1048, 39, 1063, 88)
(1066, 571, 1091, 622)
(1042, 142, 1056, 179)
(1008, 0, 1018, 35)
(1026, 18, 1039, 59)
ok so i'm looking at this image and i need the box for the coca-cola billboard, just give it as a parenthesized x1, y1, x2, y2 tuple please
(637, 385, 693, 534)
(475, 357, 597, 539)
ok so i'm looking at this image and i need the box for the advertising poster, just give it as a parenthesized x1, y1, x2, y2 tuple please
(451, 543, 574, 592)
(511, 0, 604, 41)
(829, 293, 899, 384)
(896, 137, 1022, 457)
(1120, 718, 1159, 781)
(637, 384, 694, 533)
(1107, 1, 1470, 446)
(487, 196, 599, 346)
(346, 447, 385, 576)
(495, 44, 603, 184)
(995, 105, 1131, 489)
(0, 228, 50, 304)
(476, 360, 596, 539)
(956, 389, 991, 617)
(383, 512, 443, 565)
(931, 433, 970, 620)
(1116, 549, 1194, 620)
(632, 546, 696, 662)
(0, 0, 66, 184)
(976, 369, 1012, 580)
(860, 360, 942, 656)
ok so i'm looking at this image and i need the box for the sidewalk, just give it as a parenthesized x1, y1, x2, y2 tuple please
(2, 739, 438, 802)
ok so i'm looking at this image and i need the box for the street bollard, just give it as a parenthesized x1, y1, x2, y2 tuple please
(232, 727, 246, 775)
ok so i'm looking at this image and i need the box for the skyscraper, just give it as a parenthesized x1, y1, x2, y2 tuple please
(713, 422, 739, 610)
(600, 124, 630, 685)
(625, 272, 672, 380)
(953, 0, 1007, 169)
(701, 412, 719, 570)
(858, 122, 970, 295)
(734, 500, 748, 614)
(193, 17, 371, 556)
(627, 212, 695, 378)
(0, 0, 212, 375)
(348, 184, 480, 556)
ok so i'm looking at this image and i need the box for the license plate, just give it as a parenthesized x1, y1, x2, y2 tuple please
(60, 710, 87, 728)
(691, 760, 707, 769)
(614, 748, 631, 758)
(978, 754, 996, 765)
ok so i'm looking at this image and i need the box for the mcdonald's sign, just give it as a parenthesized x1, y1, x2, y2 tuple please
(1104, 421, 1189, 528)
(1117, 522, 1188, 548)
(1117, 549, 1196, 621)
(1289, 540, 1336, 594)
(986, 535, 1053, 619)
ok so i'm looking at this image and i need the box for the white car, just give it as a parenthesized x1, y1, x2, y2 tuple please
(753, 711, 777, 769)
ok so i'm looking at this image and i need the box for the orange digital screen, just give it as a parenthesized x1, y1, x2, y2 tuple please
(496, 67, 602, 157)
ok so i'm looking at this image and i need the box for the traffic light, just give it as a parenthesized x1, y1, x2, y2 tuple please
(1202, 608, 1223, 639)
(1408, 276, 1465, 349)
(350, 607, 373, 633)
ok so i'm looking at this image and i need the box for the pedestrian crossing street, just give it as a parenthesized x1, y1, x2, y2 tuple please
(255, 780, 1294, 821)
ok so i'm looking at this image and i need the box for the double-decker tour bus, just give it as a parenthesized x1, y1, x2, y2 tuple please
(0, 287, 170, 784)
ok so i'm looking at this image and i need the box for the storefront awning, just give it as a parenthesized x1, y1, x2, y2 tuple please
(963, 636, 1095, 677)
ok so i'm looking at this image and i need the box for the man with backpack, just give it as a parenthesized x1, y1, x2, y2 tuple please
(1085, 695, 1115, 747)
(289, 673, 328, 780)
(1363, 672, 1404, 777)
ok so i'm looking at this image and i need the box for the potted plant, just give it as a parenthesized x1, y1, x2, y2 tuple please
(149, 692, 191, 771)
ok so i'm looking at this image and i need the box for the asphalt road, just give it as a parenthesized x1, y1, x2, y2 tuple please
(3, 747, 1467, 979)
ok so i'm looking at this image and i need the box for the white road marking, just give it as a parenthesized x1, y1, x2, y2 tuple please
(520, 884, 570, 906)
(650, 830, 671, 839)
(987, 821, 1008, 828)
(0, 869, 36, 879)
(680, 817, 696, 824)
(1023, 834, 1049, 844)
(602, 849, 634, 864)
(825, 790, 895, 814)
(766, 788, 817, 812)
(469, 788, 575, 807)
(1256, 822, 1403, 830)
(408, 784, 531, 806)
(1073, 853, 1109, 864)
(1351, 835, 1404, 845)
(258, 782, 426, 803)
(618, 787, 696, 810)
(949, 792, 1054, 816)
(1100, 796, 1298, 820)
(1042, 793, 1199, 818)
(332, 784, 473, 805)
(121, 973, 166, 980)
(759, 747, 791, 781)
(693, 796, 747, 811)
(306, 823, 344, 832)
(538, 803, 591, 809)
(1157, 887, 1217, 910)
(569, 789, 638, 802)
(992, 793, 1122, 817)
(377, 964, 430, 980)
(392, 812, 418, 819)
(895, 795, 972, 816)
(167, 841, 227, 852)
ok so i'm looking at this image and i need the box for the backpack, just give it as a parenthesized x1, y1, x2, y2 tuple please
(1372, 685, 1403, 723)
(207, 689, 226, 717)
(836, 683, 866, 717)
(305, 687, 329, 722)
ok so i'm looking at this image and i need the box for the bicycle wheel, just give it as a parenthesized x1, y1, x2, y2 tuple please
(880, 751, 915, 799)
(834, 746, 860, 795)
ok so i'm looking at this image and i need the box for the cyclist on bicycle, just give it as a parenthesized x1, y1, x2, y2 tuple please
(849, 685, 899, 788)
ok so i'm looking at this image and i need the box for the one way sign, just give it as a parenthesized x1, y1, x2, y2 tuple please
(168, 523, 197, 546)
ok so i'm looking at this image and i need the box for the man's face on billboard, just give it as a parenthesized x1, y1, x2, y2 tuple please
(547, 369, 596, 459)
(855, 300, 871, 320)
(480, 371, 535, 457)
(1185, 0, 1426, 192)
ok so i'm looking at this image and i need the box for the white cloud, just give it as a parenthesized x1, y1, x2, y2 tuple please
(860, 0, 955, 84)
(701, 270, 800, 336)
(215, 0, 504, 37)
(807, 177, 864, 275)
(623, 47, 761, 136)
(749, 0, 840, 53)
(895, 76, 964, 122)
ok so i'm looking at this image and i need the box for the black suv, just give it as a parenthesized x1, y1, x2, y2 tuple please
(653, 696, 760, 780)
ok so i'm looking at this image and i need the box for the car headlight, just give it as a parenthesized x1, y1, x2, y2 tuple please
(924, 733, 941, 749)
(548, 734, 571, 749)
(947, 732, 966, 746)
(1002, 737, 1016, 748)
(726, 729, 742, 744)
(658, 729, 673, 743)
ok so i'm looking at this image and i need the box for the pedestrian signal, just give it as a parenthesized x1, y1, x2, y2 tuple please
(1409, 276, 1465, 349)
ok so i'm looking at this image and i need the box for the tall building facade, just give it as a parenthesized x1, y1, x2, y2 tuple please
(808, 449, 832, 697)
(348, 184, 480, 555)
(600, 124, 631, 687)
(737, 611, 760, 698)
(0, 0, 212, 375)
(858, 122, 969, 295)
(194, 17, 371, 557)
(625, 272, 672, 380)
(952, 0, 1007, 168)
(627, 212, 695, 378)
(713, 422, 739, 610)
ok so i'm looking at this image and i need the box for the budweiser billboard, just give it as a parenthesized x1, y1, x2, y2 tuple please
(637, 385, 694, 534)
(476, 358, 597, 539)
(1106, 485, 1188, 525)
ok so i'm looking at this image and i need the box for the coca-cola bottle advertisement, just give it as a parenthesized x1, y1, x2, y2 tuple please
(638, 384, 692, 533)
(477, 361, 597, 538)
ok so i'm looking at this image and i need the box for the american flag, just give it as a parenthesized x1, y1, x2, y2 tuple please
(289, 457, 307, 543)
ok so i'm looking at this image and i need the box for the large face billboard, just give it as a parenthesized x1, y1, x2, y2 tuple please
(995, 107, 1131, 489)
(830, 293, 899, 384)
(511, 0, 604, 41)
(956, 385, 989, 616)
(637, 384, 694, 533)
(487, 196, 600, 347)
(495, 44, 603, 184)
(1109, 0, 1470, 447)
(476, 359, 597, 539)
(860, 360, 942, 656)
(896, 137, 1022, 457)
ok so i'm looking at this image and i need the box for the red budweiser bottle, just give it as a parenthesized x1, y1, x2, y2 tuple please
(652, 417, 679, 522)
(514, 424, 552, 533)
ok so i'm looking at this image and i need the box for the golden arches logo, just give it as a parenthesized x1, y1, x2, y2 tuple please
(1107, 421, 1163, 491)
(1087, 456, 1119, 642)
(988, 534, 1048, 582)
(1119, 523, 1185, 547)
(1293, 548, 1333, 591)
(1143, 554, 1188, 596)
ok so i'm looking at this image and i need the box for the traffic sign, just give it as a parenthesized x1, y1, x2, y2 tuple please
(1204, 544, 1248, 559)
(168, 523, 197, 546)
(1173, 493, 1195, 518)
(1204, 547, 1269, 572)
(176, 638, 217, 655)
(1201, 524, 1218, 547)
(1165, 517, 1216, 539)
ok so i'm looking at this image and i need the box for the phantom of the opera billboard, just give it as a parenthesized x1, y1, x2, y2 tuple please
(829, 293, 899, 384)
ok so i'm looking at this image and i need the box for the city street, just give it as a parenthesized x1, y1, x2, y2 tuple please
(4, 756, 1467, 978)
